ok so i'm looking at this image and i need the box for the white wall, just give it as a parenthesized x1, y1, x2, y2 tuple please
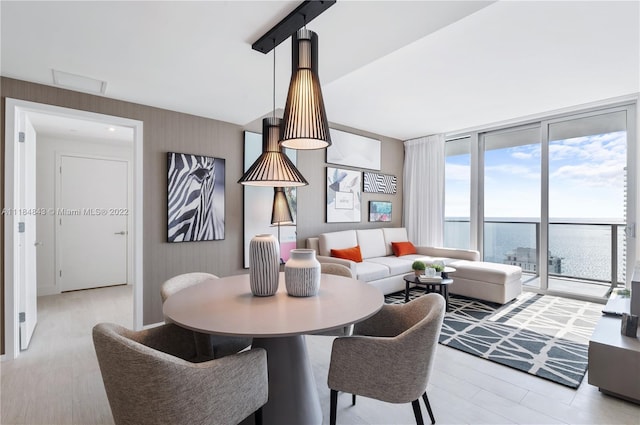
(635, 102, 640, 282)
(36, 134, 133, 296)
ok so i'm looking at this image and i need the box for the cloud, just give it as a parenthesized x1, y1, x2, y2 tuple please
(550, 160, 625, 187)
(550, 131, 626, 163)
(445, 163, 470, 182)
(485, 163, 540, 180)
(512, 151, 533, 160)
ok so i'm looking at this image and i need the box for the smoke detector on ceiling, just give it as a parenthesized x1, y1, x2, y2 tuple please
(52, 69, 107, 95)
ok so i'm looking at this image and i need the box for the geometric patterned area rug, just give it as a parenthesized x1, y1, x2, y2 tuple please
(385, 290, 603, 388)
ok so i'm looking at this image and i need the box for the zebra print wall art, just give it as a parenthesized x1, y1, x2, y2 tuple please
(167, 152, 225, 242)
(363, 172, 397, 194)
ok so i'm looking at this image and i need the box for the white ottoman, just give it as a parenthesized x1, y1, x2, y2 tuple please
(448, 260, 522, 304)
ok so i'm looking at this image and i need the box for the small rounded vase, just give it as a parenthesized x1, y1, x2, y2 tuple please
(285, 249, 321, 297)
(249, 234, 280, 296)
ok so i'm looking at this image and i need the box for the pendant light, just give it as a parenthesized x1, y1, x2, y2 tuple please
(238, 43, 308, 187)
(280, 28, 331, 150)
(271, 186, 294, 264)
(271, 187, 293, 225)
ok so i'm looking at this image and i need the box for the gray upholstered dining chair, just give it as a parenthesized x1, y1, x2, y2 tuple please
(161, 272, 252, 358)
(327, 293, 445, 425)
(93, 323, 268, 425)
(320, 262, 354, 278)
(313, 263, 356, 337)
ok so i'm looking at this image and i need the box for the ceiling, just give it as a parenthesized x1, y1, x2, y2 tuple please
(27, 112, 134, 143)
(2, 1, 638, 141)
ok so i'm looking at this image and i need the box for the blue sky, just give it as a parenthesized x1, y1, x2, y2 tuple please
(445, 131, 627, 220)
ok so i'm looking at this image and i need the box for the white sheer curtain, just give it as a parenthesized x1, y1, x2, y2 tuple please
(403, 134, 445, 246)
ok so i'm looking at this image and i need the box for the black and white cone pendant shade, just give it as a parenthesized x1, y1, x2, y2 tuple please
(238, 117, 308, 187)
(280, 29, 331, 150)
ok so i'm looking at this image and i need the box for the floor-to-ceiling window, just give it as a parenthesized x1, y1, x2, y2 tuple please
(444, 137, 471, 249)
(482, 126, 541, 283)
(546, 109, 629, 297)
(444, 102, 636, 300)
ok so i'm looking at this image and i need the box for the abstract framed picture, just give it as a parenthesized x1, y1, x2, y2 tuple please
(369, 201, 392, 222)
(327, 167, 361, 223)
(363, 172, 397, 194)
(167, 152, 225, 242)
(326, 128, 381, 170)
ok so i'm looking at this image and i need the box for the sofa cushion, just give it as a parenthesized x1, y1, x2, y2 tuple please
(382, 228, 409, 256)
(449, 260, 522, 285)
(399, 254, 456, 265)
(418, 246, 480, 262)
(331, 246, 363, 263)
(354, 262, 390, 282)
(366, 256, 413, 275)
(319, 230, 358, 257)
(306, 237, 320, 252)
(391, 241, 416, 256)
(356, 229, 387, 259)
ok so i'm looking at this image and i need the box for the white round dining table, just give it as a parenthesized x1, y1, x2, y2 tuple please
(162, 272, 384, 425)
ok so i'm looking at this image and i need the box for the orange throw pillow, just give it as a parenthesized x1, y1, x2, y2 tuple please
(331, 246, 363, 263)
(391, 241, 417, 256)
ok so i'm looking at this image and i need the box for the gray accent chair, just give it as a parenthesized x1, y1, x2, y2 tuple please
(327, 293, 446, 425)
(313, 263, 356, 337)
(161, 272, 252, 358)
(321, 262, 355, 278)
(93, 323, 268, 425)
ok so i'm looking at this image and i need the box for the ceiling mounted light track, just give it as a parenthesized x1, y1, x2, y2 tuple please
(252, 1, 336, 54)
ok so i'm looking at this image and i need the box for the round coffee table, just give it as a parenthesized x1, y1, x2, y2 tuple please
(403, 267, 455, 311)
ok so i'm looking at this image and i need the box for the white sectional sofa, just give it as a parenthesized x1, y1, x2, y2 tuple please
(306, 227, 522, 304)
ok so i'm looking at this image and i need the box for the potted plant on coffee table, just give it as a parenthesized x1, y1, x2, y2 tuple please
(412, 260, 426, 276)
(426, 262, 445, 276)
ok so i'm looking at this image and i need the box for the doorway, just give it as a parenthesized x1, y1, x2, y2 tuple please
(57, 155, 129, 292)
(4, 98, 144, 360)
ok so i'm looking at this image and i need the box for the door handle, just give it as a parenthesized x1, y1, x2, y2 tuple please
(34, 241, 43, 247)
(114, 231, 127, 235)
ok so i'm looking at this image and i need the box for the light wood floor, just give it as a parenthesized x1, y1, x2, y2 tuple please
(2, 285, 639, 425)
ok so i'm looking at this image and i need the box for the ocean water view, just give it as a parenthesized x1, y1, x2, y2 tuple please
(444, 218, 626, 284)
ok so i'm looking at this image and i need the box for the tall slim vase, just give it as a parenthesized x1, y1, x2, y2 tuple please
(249, 234, 280, 296)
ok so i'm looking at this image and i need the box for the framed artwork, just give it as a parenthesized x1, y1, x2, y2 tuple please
(369, 201, 392, 222)
(167, 152, 225, 242)
(363, 172, 397, 194)
(242, 131, 298, 268)
(326, 128, 381, 170)
(327, 167, 361, 223)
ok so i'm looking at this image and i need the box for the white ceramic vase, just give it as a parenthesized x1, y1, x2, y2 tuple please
(249, 234, 280, 296)
(285, 249, 321, 297)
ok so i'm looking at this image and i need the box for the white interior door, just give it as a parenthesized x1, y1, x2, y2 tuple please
(58, 156, 128, 291)
(19, 114, 38, 350)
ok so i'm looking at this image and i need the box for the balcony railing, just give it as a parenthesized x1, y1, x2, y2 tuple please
(444, 219, 626, 290)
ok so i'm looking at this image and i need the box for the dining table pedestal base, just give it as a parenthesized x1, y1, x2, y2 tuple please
(252, 335, 322, 425)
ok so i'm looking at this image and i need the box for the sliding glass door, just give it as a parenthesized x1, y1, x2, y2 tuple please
(444, 102, 636, 299)
(482, 126, 541, 287)
(546, 109, 630, 297)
